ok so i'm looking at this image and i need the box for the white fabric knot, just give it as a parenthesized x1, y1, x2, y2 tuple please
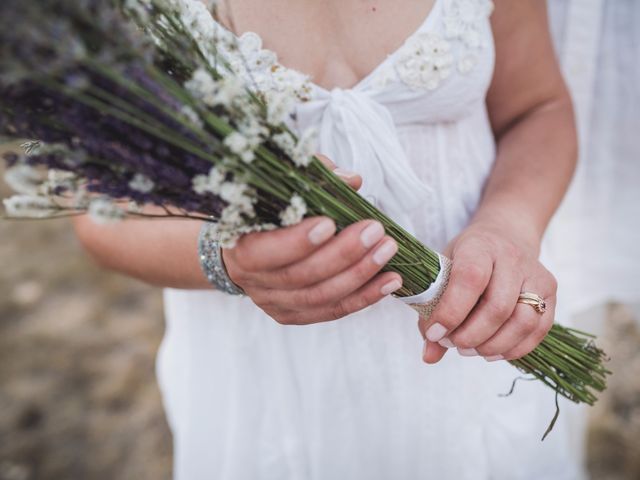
(295, 87, 432, 233)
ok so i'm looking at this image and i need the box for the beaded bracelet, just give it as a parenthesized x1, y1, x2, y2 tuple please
(198, 222, 245, 296)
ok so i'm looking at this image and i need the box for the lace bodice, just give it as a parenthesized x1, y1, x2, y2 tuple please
(215, 0, 494, 116)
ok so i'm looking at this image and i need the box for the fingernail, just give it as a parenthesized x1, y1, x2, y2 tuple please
(422, 340, 429, 361)
(380, 279, 402, 296)
(439, 338, 455, 349)
(373, 240, 398, 266)
(426, 323, 447, 342)
(334, 168, 359, 180)
(308, 219, 335, 245)
(360, 222, 385, 248)
(485, 355, 504, 362)
(458, 348, 478, 357)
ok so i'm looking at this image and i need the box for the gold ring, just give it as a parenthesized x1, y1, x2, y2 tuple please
(518, 292, 546, 314)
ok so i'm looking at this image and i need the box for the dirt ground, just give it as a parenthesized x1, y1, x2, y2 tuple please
(0, 145, 171, 480)
(0, 144, 639, 480)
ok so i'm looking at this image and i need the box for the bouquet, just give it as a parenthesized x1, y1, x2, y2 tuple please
(0, 0, 609, 426)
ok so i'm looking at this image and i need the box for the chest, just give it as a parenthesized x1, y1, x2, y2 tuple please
(216, 0, 437, 90)
(213, 0, 496, 126)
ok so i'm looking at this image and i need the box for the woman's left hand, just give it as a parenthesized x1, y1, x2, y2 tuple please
(418, 220, 557, 364)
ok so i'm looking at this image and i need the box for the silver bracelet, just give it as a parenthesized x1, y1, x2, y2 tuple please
(198, 222, 245, 296)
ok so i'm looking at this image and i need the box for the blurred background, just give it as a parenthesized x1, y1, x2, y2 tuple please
(1, 1, 640, 479)
(0, 143, 172, 480)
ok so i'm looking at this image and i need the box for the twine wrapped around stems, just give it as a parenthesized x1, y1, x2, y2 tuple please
(399, 254, 453, 319)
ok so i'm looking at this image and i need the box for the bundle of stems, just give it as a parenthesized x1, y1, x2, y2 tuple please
(0, 0, 609, 411)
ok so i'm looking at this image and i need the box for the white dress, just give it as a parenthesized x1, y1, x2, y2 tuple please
(157, 1, 585, 478)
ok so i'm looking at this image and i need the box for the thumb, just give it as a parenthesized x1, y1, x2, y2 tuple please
(315, 153, 363, 191)
(423, 339, 448, 364)
(419, 315, 449, 364)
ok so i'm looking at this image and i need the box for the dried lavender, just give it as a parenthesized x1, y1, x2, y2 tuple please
(0, 0, 610, 414)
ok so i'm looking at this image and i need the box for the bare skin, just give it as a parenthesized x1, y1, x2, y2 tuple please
(73, 0, 577, 363)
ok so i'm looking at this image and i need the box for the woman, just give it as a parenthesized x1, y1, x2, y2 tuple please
(73, 0, 580, 478)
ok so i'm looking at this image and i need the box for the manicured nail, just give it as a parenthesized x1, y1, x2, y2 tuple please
(380, 279, 402, 296)
(439, 338, 455, 349)
(458, 348, 478, 357)
(373, 240, 398, 266)
(360, 222, 385, 248)
(426, 323, 447, 342)
(422, 340, 429, 361)
(334, 168, 359, 180)
(485, 355, 504, 362)
(308, 219, 335, 245)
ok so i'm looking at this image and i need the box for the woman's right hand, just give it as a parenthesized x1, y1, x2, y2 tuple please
(222, 156, 403, 325)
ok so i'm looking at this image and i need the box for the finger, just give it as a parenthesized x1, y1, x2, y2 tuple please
(422, 340, 448, 364)
(267, 272, 403, 324)
(227, 216, 336, 272)
(446, 260, 522, 350)
(316, 153, 362, 191)
(500, 295, 556, 361)
(262, 237, 398, 309)
(423, 249, 493, 344)
(262, 220, 386, 289)
(315, 153, 336, 169)
(476, 294, 556, 360)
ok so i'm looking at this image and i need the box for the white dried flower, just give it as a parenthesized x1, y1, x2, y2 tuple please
(220, 181, 255, 215)
(214, 205, 248, 248)
(224, 132, 260, 163)
(185, 69, 244, 108)
(238, 222, 278, 235)
(129, 173, 155, 193)
(88, 198, 126, 224)
(279, 194, 307, 226)
(273, 130, 316, 167)
(3, 195, 58, 218)
(292, 127, 318, 167)
(213, 212, 278, 249)
(4, 164, 44, 195)
(171, 0, 216, 43)
(272, 132, 296, 154)
(237, 117, 268, 140)
(218, 229, 241, 249)
(192, 167, 226, 195)
(264, 89, 297, 125)
(185, 69, 218, 105)
(216, 77, 246, 106)
(224, 132, 249, 152)
(41, 170, 78, 195)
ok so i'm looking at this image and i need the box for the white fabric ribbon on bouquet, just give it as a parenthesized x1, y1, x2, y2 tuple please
(294, 87, 432, 235)
(398, 254, 452, 318)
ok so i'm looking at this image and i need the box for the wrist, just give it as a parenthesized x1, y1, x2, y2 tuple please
(198, 222, 246, 295)
(469, 200, 544, 257)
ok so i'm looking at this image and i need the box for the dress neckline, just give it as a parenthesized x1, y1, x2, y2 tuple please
(212, 0, 443, 93)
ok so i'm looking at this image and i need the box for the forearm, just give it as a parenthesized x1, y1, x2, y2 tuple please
(471, 95, 577, 255)
(475, 1, 578, 256)
(73, 215, 211, 290)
